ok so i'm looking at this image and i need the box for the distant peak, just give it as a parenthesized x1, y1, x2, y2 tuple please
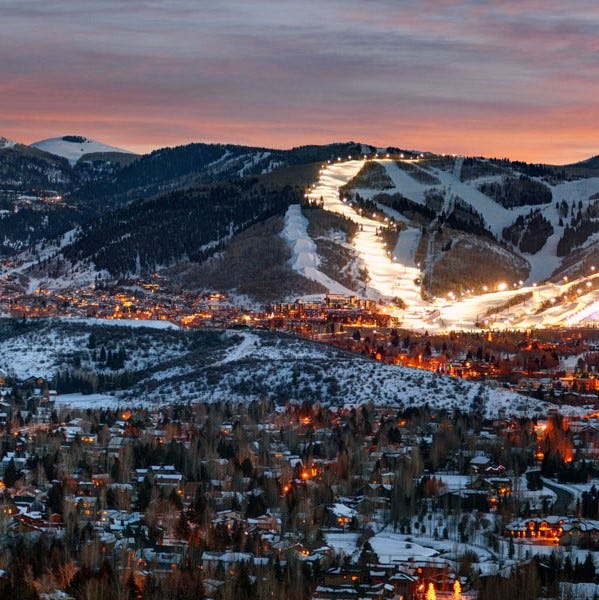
(0, 136, 17, 149)
(31, 136, 134, 165)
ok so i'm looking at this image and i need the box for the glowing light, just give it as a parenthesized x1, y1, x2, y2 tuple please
(497, 282, 508, 291)
(426, 583, 437, 600)
(453, 579, 462, 600)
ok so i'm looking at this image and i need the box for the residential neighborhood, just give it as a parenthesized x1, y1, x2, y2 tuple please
(0, 373, 596, 599)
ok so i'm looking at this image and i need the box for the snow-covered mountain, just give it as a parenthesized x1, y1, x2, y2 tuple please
(31, 135, 133, 165)
(0, 136, 17, 149)
(3, 138, 599, 331)
(295, 156, 599, 329)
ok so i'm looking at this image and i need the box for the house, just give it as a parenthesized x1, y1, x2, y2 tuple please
(326, 503, 358, 529)
(504, 516, 599, 546)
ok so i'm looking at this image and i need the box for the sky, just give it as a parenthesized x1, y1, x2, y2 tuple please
(0, 0, 597, 164)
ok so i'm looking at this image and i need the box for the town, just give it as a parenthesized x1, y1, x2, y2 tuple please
(0, 370, 596, 599)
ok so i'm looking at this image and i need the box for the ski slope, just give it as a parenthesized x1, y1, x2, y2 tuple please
(306, 161, 424, 315)
(282, 204, 354, 295)
(303, 159, 599, 331)
(380, 160, 431, 204)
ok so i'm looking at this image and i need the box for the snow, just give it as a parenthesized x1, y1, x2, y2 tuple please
(379, 161, 432, 205)
(376, 160, 599, 288)
(559, 583, 599, 599)
(0, 136, 16, 149)
(329, 503, 358, 519)
(543, 478, 599, 503)
(370, 531, 439, 563)
(430, 164, 527, 239)
(238, 151, 271, 176)
(282, 204, 355, 295)
(324, 531, 361, 557)
(552, 177, 599, 206)
(63, 317, 179, 330)
(393, 226, 421, 268)
(54, 392, 121, 409)
(0, 319, 578, 417)
(31, 136, 133, 165)
(297, 159, 599, 331)
(215, 331, 260, 365)
(438, 474, 472, 492)
(306, 161, 423, 312)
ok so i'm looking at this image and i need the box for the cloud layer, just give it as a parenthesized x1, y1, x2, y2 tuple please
(1, 0, 597, 163)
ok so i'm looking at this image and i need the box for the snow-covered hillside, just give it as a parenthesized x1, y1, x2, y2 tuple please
(0, 136, 17, 149)
(306, 160, 423, 306)
(0, 319, 563, 418)
(300, 157, 599, 330)
(31, 135, 133, 165)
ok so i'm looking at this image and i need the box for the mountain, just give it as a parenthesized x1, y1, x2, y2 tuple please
(0, 140, 366, 256)
(0, 136, 17, 149)
(286, 155, 599, 329)
(31, 135, 134, 165)
(0, 141, 73, 187)
(571, 155, 599, 170)
(71, 141, 368, 208)
(4, 139, 599, 329)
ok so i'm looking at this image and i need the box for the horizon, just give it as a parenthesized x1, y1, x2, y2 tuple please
(1, 1, 597, 165)
(5, 132, 597, 166)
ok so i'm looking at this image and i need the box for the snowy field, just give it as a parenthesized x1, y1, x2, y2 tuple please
(53, 392, 122, 409)
(325, 511, 599, 587)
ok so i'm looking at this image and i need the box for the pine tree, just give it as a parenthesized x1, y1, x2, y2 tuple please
(3, 458, 18, 487)
(87, 332, 96, 349)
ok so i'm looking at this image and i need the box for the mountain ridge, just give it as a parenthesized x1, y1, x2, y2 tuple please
(2, 138, 599, 330)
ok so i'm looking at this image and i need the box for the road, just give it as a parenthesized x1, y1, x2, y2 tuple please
(542, 479, 574, 515)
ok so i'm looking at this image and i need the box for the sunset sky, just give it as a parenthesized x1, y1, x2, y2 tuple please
(1, 0, 597, 164)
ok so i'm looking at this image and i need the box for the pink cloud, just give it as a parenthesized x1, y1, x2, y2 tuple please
(0, 0, 596, 164)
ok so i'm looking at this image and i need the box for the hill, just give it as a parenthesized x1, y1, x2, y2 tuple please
(0, 318, 551, 418)
(0, 136, 17, 149)
(570, 155, 599, 170)
(0, 140, 365, 255)
(31, 135, 135, 165)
